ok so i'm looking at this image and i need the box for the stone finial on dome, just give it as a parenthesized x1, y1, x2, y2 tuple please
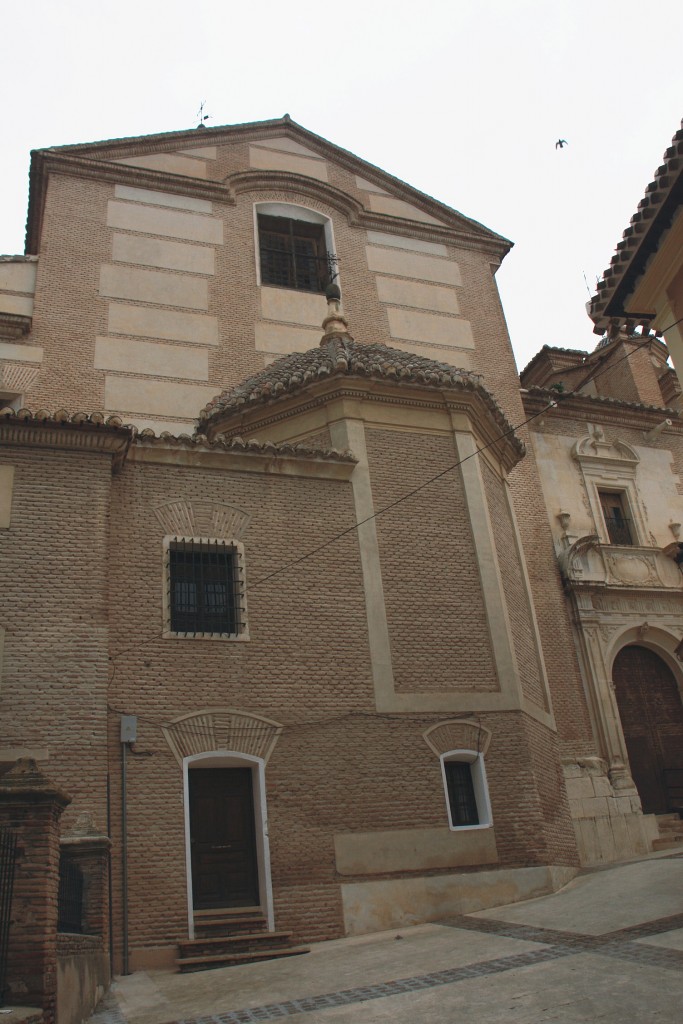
(320, 281, 354, 345)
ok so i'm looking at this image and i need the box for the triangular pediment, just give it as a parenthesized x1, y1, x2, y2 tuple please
(31, 116, 509, 252)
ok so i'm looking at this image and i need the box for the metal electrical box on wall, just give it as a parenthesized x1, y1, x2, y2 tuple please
(120, 715, 138, 744)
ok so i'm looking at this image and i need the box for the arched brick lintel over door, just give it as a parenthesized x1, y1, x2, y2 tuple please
(612, 645, 683, 815)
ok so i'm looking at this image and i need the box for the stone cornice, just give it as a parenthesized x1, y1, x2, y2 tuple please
(227, 171, 509, 255)
(214, 377, 524, 474)
(0, 410, 133, 470)
(26, 152, 235, 252)
(130, 439, 356, 479)
(0, 407, 356, 478)
(26, 152, 509, 258)
(521, 386, 680, 431)
(35, 116, 508, 246)
(26, 117, 512, 259)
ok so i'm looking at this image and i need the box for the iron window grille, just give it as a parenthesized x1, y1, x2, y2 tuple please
(598, 491, 635, 546)
(168, 539, 246, 637)
(258, 214, 329, 293)
(444, 761, 480, 827)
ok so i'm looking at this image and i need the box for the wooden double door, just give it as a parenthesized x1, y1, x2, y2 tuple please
(189, 767, 260, 910)
(612, 645, 683, 815)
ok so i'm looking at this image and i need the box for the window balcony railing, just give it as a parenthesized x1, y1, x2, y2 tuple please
(603, 515, 634, 546)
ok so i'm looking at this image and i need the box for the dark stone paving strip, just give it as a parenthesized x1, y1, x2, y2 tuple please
(445, 910, 683, 947)
(443, 913, 683, 972)
(90, 905, 683, 1024)
(441, 915, 583, 947)
(598, 942, 683, 970)
(142, 947, 572, 1024)
(603, 910, 683, 939)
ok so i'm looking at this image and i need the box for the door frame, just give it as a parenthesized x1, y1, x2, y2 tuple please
(610, 639, 683, 814)
(183, 751, 274, 940)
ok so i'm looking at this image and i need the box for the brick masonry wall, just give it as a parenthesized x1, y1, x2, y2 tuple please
(0, 132, 602, 957)
(0, 446, 112, 830)
(28, 176, 113, 411)
(591, 341, 669, 408)
(441, 245, 598, 757)
(364, 427, 499, 693)
(16, 141, 598, 758)
(522, 714, 579, 866)
(102, 450, 579, 954)
(0, 762, 69, 1021)
(110, 707, 575, 949)
(21, 177, 395, 419)
(0, 430, 585, 962)
(56, 933, 102, 956)
(106, 457, 375, 953)
(508, 450, 596, 759)
(481, 460, 545, 709)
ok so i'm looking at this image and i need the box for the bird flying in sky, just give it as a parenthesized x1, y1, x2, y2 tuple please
(555, 139, 568, 149)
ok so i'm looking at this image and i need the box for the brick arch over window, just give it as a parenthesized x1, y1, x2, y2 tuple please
(152, 499, 250, 540)
(163, 709, 283, 765)
(228, 171, 364, 224)
(422, 719, 492, 759)
(423, 720, 493, 830)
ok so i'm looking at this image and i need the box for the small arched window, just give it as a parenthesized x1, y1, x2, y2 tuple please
(255, 203, 335, 294)
(440, 750, 492, 830)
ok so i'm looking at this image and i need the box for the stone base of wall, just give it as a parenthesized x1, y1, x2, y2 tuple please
(127, 945, 177, 973)
(57, 935, 109, 1024)
(563, 758, 651, 865)
(641, 813, 663, 848)
(0, 1009, 44, 1024)
(339, 864, 578, 936)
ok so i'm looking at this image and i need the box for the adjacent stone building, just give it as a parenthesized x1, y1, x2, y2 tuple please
(521, 331, 683, 860)
(589, 119, 683, 383)
(0, 116, 680, 982)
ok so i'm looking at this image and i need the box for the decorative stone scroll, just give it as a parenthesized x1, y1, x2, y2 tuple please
(571, 432, 639, 469)
(558, 534, 599, 581)
(422, 718, 492, 758)
(153, 499, 250, 540)
(162, 708, 283, 764)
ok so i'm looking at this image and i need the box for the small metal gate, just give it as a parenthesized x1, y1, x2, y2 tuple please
(0, 827, 17, 1007)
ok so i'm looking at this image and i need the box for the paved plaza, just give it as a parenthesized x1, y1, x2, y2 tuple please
(91, 849, 683, 1024)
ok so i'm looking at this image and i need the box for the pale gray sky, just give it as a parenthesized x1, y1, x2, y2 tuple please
(2, 0, 682, 371)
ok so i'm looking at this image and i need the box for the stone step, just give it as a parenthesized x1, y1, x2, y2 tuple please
(652, 836, 683, 851)
(177, 944, 310, 974)
(657, 821, 683, 833)
(193, 912, 266, 938)
(178, 930, 294, 958)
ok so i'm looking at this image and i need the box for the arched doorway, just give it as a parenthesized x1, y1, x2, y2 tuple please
(189, 764, 260, 910)
(182, 751, 275, 938)
(612, 645, 683, 814)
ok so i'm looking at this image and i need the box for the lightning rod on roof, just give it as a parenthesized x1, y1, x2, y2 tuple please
(196, 100, 211, 129)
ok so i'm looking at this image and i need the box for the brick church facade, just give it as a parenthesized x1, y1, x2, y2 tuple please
(0, 118, 681, 990)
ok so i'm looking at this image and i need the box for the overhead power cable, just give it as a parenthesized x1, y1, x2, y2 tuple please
(107, 316, 683, 670)
(244, 319, 683, 595)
